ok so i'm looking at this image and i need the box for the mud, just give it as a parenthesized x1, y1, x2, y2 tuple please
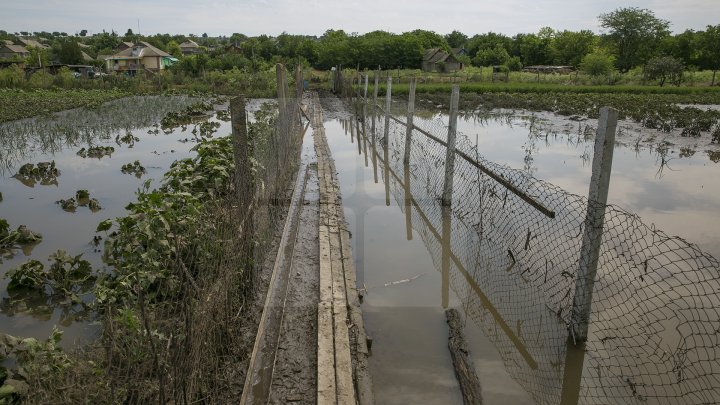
(268, 163, 321, 404)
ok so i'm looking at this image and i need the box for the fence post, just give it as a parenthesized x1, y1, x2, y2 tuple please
(442, 85, 460, 207)
(404, 77, 416, 165)
(230, 96, 256, 285)
(570, 106, 618, 343)
(441, 204, 451, 308)
(404, 161, 412, 241)
(372, 70, 379, 134)
(363, 73, 369, 100)
(383, 76, 392, 147)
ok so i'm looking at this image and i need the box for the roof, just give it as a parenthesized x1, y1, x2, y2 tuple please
(179, 40, 199, 48)
(78, 42, 91, 49)
(423, 48, 456, 64)
(109, 41, 170, 59)
(3, 40, 13, 46)
(81, 51, 94, 62)
(1, 44, 30, 54)
(17, 38, 47, 49)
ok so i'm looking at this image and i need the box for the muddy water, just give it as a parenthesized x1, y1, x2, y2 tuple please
(0, 96, 229, 346)
(322, 103, 720, 404)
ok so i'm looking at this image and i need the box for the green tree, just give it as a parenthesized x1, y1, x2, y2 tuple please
(166, 40, 182, 58)
(579, 50, 615, 76)
(645, 56, 684, 86)
(54, 38, 83, 64)
(472, 44, 510, 66)
(551, 30, 597, 67)
(25, 46, 51, 67)
(599, 7, 670, 72)
(445, 30, 468, 48)
(697, 25, 720, 85)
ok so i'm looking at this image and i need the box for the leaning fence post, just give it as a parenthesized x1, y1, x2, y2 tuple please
(403, 77, 416, 165)
(442, 85, 460, 207)
(383, 76, 392, 147)
(570, 106, 618, 343)
(230, 96, 256, 282)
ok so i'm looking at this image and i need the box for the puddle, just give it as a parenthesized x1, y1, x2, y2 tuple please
(0, 96, 230, 346)
(322, 100, 720, 404)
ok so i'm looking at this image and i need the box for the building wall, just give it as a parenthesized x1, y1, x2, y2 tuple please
(143, 56, 160, 70)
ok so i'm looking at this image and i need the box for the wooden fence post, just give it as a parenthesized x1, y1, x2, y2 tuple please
(570, 106, 618, 343)
(403, 77, 416, 165)
(442, 85, 460, 206)
(383, 76, 392, 147)
(441, 204, 451, 308)
(363, 73, 369, 100)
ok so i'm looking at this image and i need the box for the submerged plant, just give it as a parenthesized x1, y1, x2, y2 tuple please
(56, 198, 77, 212)
(12, 161, 60, 187)
(77, 146, 114, 159)
(4, 250, 95, 300)
(0, 220, 42, 249)
(120, 160, 146, 177)
(115, 132, 139, 147)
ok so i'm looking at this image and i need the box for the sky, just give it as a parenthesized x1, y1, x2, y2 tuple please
(1, 0, 717, 37)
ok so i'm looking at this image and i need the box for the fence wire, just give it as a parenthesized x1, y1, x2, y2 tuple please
(81, 71, 304, 403)
(347, 76, 720, 404)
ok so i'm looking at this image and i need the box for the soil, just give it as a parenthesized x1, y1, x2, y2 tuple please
(268, 164, 321, 404)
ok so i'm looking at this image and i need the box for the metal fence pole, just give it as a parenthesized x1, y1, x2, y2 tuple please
(570, 106, 618, 343)
(403, 77, 416, 165)
(442, 85, 460, 207)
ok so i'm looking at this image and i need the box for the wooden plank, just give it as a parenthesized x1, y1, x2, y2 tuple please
(317, 301, 337, 405)
(319, 225, 333, 303)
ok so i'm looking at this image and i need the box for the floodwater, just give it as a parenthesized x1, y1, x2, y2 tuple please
(322, 101, 720, 404)
(0, 96, 229, 346)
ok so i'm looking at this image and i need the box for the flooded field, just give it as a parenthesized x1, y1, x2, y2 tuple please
(322, 99, 720, 404)
(0, 96, 230, 346)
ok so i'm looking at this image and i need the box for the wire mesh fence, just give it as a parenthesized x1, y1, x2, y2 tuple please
(337, 73, 720, 404)
(20, 64, 306, 404)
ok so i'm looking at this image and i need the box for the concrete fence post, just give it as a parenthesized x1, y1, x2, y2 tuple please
(403, 77, 416, 165)
(570, 106, 618, 343)
(441, 85, 460, 207)
(383, 76, 392, 147)
(372, 70, 379, 134)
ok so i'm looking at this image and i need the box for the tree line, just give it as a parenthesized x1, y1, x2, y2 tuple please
(2, 7, 719, 85)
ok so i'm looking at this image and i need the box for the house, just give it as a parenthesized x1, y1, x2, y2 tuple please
(451, 48, 467, 57)
(16, 38, 48, 49)
(227, 42, 242, 54)
(115, 42, 134, 52)
(0, 44, 30, 60)
(179, 39, 201, 55)
(422, 48, 463, 73)
(106, 42, 174, 74)
(81, 51, 94, 63)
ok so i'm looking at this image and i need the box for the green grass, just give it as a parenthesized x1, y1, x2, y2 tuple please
(0, 88, 131, 123)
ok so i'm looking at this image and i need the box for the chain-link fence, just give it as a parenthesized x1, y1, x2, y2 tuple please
(24, 64, 305, 404)
(336, 73, 720, 404)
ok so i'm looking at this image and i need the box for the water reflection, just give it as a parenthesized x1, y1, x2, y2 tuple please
(340, 102, 720, 404)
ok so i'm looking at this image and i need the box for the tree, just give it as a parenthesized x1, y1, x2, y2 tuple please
(166, 40, 182, 58)
(599, 7, 670, 72)
(697, 25, 720, 85)
(472, 44, 510, 67)
(25, 46, 51, 67)
(445, 30, 468, 48)
(54, 38, 83, 64)
(579, 51, 615, 76)
(79, 29, 88, 37)
(551, 30, 597, 67)
(645, 56, 684, 86)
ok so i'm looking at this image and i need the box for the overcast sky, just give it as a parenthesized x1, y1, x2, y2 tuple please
(2, 0, 717, 37)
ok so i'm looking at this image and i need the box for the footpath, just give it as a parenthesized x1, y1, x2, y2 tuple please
(241, 92, 373, 405)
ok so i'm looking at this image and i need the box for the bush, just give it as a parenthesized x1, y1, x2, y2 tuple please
(580, 51, 615, 77)
(0, 66, 25, 88)
(646, 56, 684, 87)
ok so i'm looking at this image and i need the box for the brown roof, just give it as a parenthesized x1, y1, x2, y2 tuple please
(179, 40, 199, 48)
(82, 51, 94, 62)
(1, 44, 30, 54)
(423, 48, 452, 63)
(109, 41, 170, 59)
(17, 38, 47, 49)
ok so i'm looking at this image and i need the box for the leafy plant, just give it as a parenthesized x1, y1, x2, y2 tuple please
(120, 160, 146, 177)
(77, 146, 114, 159)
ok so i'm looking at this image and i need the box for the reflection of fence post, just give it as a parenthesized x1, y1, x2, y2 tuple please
(441, 204, 452, 309)
(571, 106, 618, 343)
(383, 77, 392, 147)
(404, 161, 412, 241)
(230, 96, 256, 283)
(403, 77, 416, 165)
(442, 85, 460, 207)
